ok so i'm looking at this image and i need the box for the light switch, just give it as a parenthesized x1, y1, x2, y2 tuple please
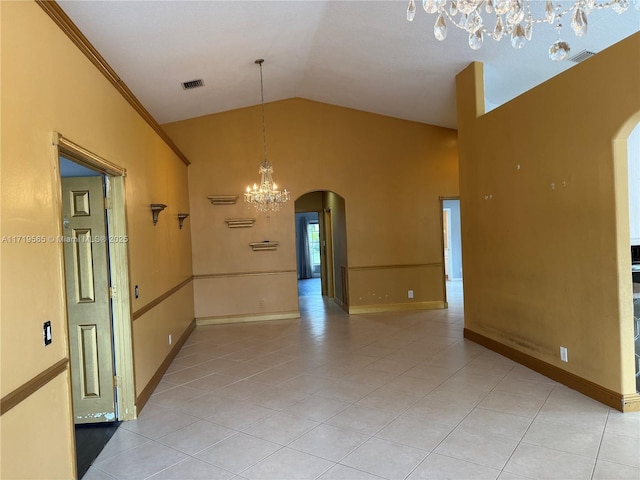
(43, 321, 52, 346)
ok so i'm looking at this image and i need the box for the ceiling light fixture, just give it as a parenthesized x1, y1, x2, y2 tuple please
(244, 59, 290, 212)
(406, 0, 638, 61)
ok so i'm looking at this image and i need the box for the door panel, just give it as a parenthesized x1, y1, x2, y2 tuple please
(62, 176, 116, 423)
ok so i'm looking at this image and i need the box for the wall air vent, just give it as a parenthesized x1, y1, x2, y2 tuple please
(568, 50, 596, 63)
(181, 79, 204, 90)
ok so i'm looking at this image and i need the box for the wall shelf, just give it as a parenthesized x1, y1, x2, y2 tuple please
(177, 213, 190, 229)
(249, 241, 279, 251)
(208, 195, 238, 205)
(225, 218, 255, 228)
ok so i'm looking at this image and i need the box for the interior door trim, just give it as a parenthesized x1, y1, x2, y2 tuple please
(53, 132, 126, 177)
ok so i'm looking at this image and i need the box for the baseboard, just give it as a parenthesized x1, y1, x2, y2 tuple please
(196, 311, 300, 326)
(622, 393, 640, 411)
(349, 301, 446, 315)
(136, 319, 196, 413)
(464, 328, 632, 412)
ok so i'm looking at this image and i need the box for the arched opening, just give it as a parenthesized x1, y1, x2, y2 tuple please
(294, 191, 348, 309)
(613, 114, 640, 395)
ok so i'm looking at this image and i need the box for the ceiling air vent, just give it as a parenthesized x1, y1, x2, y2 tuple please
(181, 79, 204, 90)
(568, 50, 596, 63)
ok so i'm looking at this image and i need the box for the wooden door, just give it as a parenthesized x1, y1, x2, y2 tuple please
(62, 176, 116, 423)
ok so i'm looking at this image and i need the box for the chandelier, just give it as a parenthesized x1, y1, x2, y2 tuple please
(406, 0, 637, 61)
(244, 59, 290, 212)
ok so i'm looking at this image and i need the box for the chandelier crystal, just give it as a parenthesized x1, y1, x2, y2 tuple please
(244, 59, 290, 212)
(406, 0, 638, 60)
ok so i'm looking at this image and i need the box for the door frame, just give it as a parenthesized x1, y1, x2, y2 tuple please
(53, 132, 136, 421)
(439, 196, 460, 305)
(443, 207, 452, 280)
(322, 207, 335, 298)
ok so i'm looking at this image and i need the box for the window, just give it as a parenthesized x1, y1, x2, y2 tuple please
(307, 222, 320, 270)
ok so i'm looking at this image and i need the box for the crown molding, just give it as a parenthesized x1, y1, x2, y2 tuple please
(35, 0, 191, 166)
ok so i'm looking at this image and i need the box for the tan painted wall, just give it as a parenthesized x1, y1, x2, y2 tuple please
(456, 33, 640, 395)
(1, 2, 193, 478)
(163, 98, 459, 320)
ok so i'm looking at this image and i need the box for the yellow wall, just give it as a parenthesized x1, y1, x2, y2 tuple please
(456, 33, 640, 396)
(0, 2, 193, 478)
(163, 98, 459, 320)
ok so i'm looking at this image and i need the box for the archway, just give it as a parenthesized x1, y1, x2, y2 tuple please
(613, 113, 640, 395)
(294, 191, 348, 308)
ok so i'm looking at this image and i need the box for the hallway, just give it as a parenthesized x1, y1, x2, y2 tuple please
(84, 282, 639, 480)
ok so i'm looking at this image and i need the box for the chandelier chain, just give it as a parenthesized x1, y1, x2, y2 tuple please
(258, 59, 268, 163)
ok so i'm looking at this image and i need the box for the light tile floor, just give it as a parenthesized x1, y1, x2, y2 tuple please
(85, 281, 640, 480)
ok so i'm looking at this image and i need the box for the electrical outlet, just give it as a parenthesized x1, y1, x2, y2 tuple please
(169, 334, 172, 345)
(408, 290, 414, 299)
(43, 321, 52, 346)
(560, 346, 568, 362)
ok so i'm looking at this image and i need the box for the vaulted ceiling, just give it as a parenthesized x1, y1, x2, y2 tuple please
(59, 1, 640, 129)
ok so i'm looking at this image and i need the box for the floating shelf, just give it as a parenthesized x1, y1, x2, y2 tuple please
(249, 241, 279, 251)
(208, 195, 238, 205)
(225, 218, 255, 228)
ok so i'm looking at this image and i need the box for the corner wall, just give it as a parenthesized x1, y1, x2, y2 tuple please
(0, 2, 194, 478)
(456, 33, 640, 405)
(163, 98, 459, 321)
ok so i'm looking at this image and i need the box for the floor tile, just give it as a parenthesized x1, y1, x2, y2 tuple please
(286, 395, 351, 422)
(157, 419, 236, 455)
(81, 467, 120, 480)
(434, 426, 518, 469)
(598, 431, 640, 468)
(477, 391, 545, 418)
(403, 399, 473, 427)
(119, 409, 200, 440)
(318, 464, 385, 479)
(93, 427, 151, 463)
(242, 412, 319, 445)
(459, 408, 532, 441)
(592, 459, 640, 480)
(289, 424, 369, 461)
(241, 447, 334, 480)
(407, 453, 501, 480)
(251, 385, 310, 410)
(203, 400, 277, 430)
(147, 457, 235, 479)
(375, 415, 453, 451)
(195, 433, 281, 474)
(149, 385, 206, 408)
(163, 367, 218, 385)
(93, 443, 187, 480)
(493, 376, 555, 400)
(504, 443, 595, 480)
(315, 378, 378, 403)
(183, 373, 243, 392)
(341, 437, 428, 480)
(521, 416, 603, 457)
(605, 410, 640, 439)
(326, 404, 398, 435)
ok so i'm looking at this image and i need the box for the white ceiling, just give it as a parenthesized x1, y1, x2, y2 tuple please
(58, 1, 639, 129)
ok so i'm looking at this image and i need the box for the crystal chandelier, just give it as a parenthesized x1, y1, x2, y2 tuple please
(244, 59, 290, 212)
(406, 0, 637, 61)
